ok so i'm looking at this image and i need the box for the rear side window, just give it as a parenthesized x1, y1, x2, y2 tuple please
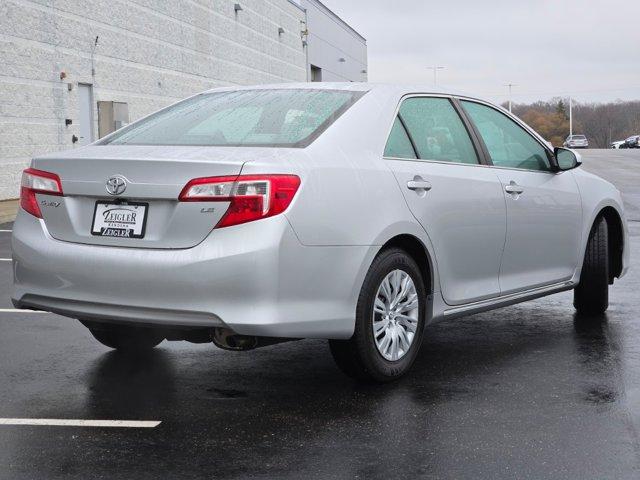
(461, 101, 551, 172)
(384, 117, 417, 159)
(102, 89, 365, 148)
(384, 97, 479, 164)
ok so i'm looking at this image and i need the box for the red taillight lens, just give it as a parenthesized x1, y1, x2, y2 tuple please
(20, 168, 63, 218)
(179, 174, 301, 228)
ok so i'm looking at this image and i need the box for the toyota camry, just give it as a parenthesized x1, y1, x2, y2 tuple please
(11, 84, 629, 381)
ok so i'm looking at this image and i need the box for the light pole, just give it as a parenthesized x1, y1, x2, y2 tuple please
(504, 83, 517, 113)
(427, 66, 445, 87)
(569, 96, 573, 137)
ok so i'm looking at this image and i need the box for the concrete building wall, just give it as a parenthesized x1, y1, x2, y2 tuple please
(299, 0, 367, 83)
(0, 0, 308, 201)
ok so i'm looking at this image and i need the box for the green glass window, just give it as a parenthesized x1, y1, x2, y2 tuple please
(388, 97, 478, 164)
(384, 117, 417, 159)
(102, 89, 365, 148)
(461, 101, 551, 171)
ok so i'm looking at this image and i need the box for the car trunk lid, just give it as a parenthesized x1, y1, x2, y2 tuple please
(31, 145, 260, 249)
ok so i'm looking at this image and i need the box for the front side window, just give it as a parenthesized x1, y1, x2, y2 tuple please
(461, 101, 551, 171)
(384, 97, 478, 164)
(102, 89, 365, 148)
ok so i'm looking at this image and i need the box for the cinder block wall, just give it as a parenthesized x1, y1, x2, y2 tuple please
(0, 0, 307, 201)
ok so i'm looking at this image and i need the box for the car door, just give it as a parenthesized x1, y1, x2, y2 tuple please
(460, 100, 582, 295)
(384, 96, 507, 305)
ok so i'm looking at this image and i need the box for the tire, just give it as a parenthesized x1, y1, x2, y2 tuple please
(574, 217, 609, 316)
(84, 322, 164, 352)
(329, 248, 427, 382)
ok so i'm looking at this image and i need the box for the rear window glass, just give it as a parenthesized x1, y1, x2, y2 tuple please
(102, 89, 365, 148)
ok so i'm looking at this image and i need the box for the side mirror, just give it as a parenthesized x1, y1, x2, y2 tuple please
(553, 147, 582, 171)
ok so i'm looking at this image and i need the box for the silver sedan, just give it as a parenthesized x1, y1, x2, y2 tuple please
(12, 84, 629, 381)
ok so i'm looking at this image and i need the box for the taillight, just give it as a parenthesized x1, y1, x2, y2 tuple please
(20, 168, 63, 218)
(179, 174, 301, 228)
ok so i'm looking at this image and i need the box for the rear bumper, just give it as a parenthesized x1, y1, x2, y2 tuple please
(11, 211, 375, 339)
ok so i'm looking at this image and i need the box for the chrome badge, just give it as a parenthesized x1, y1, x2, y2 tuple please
(106, 175, 127, 196)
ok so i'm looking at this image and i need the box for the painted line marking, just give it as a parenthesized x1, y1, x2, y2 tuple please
(0, 259, 11, 262)
(0, 418, 161, 428)
(0, 309, 48, 313)
(0, 230, 11, 233)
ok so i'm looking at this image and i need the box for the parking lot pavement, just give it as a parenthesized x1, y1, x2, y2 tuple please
(579, 149, 640, 221)
(1, 150, 640, 479)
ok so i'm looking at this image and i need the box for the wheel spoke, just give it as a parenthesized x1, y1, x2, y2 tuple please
(396, 314, 417, 332)
(397, 293, 418, 313)
(389, 332, 399, 360)
(373, 319, 387, 337)
(374, 297, 387, 314)
(391, 270, 402, 298)
(397, 327, 411, 352)
(378, 333, 392, 354)
(381, 277, 393, 303)
(399, 276, 411, 301)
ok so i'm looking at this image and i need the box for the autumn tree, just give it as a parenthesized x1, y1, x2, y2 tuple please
(518, 109, 569, 147)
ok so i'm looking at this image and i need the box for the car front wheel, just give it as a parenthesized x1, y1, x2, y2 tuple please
(574, 217, 609, 316)
(329, 247, 426, 382)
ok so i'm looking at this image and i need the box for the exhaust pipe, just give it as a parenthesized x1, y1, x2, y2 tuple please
(212, 328, 258, 351)
(211, 328, 297, 351)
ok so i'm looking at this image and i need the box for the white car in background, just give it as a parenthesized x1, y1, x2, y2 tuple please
(610, 140, 625, 149)
(621, 135, 640, 149)
(563, 134, 589, 148)
(11, 84, 629, 382)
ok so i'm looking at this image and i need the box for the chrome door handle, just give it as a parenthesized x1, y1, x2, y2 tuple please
(505, 181, 524, 195)
(407, 179, 432, 191)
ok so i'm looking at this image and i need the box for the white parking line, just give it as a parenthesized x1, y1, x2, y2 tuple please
(0, 230, 11, 233)
(0, 418, 161, 428)
(0, 259, 11, 262)
(0, 309, 47, 313)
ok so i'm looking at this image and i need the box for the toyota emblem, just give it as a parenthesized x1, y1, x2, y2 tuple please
(106, 176, 127, 196)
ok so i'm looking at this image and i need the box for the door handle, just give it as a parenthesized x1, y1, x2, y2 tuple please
(407, 178, 432, 191)
(505, 181, 524, 195)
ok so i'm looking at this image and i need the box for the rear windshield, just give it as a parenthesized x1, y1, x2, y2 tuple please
(101, 89, 365, 148)
(572, 135, 586, 139)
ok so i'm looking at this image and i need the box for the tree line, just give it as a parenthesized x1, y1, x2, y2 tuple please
(506, 99, 640, 148)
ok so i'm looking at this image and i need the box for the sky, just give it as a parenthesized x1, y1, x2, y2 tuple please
(320, 0, 640, 105)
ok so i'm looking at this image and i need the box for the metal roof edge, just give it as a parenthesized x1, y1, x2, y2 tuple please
(304, 0, 366, 43)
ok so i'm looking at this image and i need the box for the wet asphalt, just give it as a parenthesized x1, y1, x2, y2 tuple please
(1, 149, 639, 479)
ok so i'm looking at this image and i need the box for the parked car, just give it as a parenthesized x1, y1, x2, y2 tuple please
(563, 134, 589, 148)
(610, 140, 625, 149)
(621, 135, 640, 148)
(11, 84, 629, 382)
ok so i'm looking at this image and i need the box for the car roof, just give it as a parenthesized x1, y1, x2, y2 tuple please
(202, 82, 491, 104)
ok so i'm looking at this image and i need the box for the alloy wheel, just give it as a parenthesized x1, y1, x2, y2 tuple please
(372, 269, 419, 361)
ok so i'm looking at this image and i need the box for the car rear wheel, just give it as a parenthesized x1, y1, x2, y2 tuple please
(84, 322, 165, 351)
(329, 248, 426, 382)
(574, 217, 609, 316)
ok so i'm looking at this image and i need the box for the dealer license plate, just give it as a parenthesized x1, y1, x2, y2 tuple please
(91, 201, 148, 239)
